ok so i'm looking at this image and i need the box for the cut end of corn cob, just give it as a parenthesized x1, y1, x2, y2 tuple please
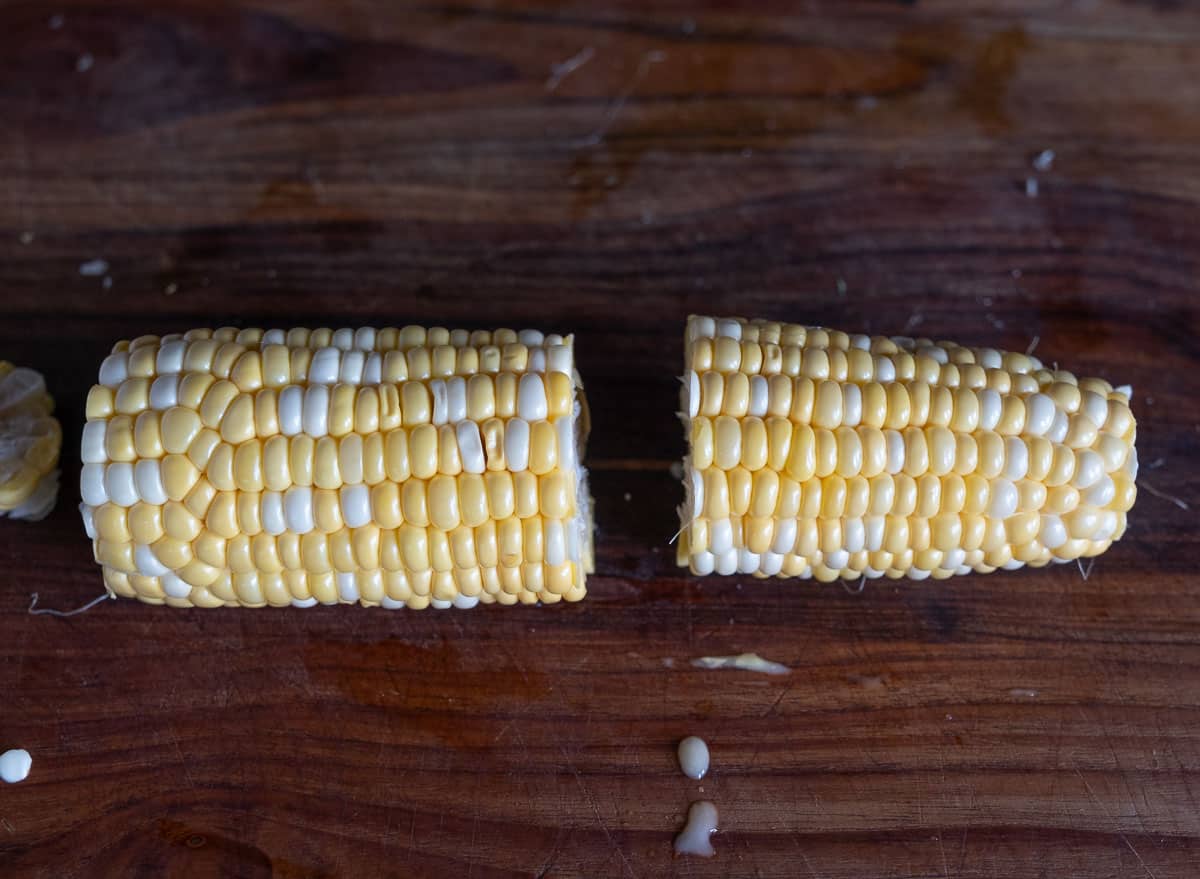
(0, 361, 62, 521)
(80, 326, 592, 608)
(677, 315, 1137, 582)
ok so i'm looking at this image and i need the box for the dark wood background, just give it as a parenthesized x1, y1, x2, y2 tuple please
(2, 1, 1198, 876)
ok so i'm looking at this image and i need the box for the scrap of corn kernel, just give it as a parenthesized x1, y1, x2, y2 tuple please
(81, 327, 592, 608)
(677, 315, 1137, 582)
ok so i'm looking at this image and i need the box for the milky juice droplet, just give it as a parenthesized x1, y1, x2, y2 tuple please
(0, 749, 32, 784)
(674, 801, 718, 857)
(691, 653, 790, 675)
(677, 736, 709, 780)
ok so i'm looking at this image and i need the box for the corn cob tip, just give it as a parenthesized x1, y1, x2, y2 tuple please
(678, 315, 1136, 581)
(0, 361, 62, 521)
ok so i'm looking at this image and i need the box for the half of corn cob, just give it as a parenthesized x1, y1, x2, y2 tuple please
(80, 326, 593, 608)
(0, 361, 62, 521)
(677, 315, 1137, 581)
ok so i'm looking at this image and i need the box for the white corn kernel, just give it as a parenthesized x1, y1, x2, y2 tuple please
(302, 385, 330, 436)
(771, 517, 797, 554)
(1039, 514, 1067, 549)
(748, 375, 769, 417)
(339, 350, 365, 384)
(844, 518, 865, 553)
(134, 460, 168, 505)
(1024, 394, 1055, 437)
(979, 388, 1002, 430)
(446, 377, 467, 423)
(105, 463, 138, 507)
(548, 345, 573, 374)
(156, 340, 187, 374)
(505, 418, 531, 471)
(149, 375, 179, 409)
(337, 571, 360, 602)
(162, 572, 191, 598)
(80, 464, 108, 506)
(690, 469, 704, 520)
(354, 327, 376, 351)
(284, 486, 315, 533)
(545, 519, 566, 565)
(363, 352, 383, 385)
(1072, 450, 1104, 489)
(689, 316, 716, 341)
(98, 352, 129, 387)
(1048, 410, 1070, 444)
(81, 421, 107, 463)
(309, 348, 340, 384)
(1003, 437, 1029, 480)
(987, 479, 1019, 518)
(825, 549, 850, 570)
(340, 484, 371, 528)
(430, 379, 448, 424)
(710, 519, 734, 554)
(279, 385, 303, 435)
(261, 491, 286, 534)
(518, 374, 548, 421)
(457, 421, 485, 474)
(556, 416, 577, 476)
(1081, 392, 1109, 427)
(885, 430, 905, 474)
(737, 548, 760, 573)
(842, 384, 863, 427)
(135, 543, 170, 576)
(1082, 476, 1115, 508)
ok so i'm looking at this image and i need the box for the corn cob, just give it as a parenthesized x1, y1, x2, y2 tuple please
(677, 315, 1137, 582)
(80, 326, 593, 608)
(0, 361, 62, 521)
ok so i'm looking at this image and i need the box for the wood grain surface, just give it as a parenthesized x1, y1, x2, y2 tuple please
(2, 1, 1199, 876)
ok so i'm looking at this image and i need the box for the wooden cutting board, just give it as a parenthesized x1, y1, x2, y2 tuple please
(1, 2, 1197, 876)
